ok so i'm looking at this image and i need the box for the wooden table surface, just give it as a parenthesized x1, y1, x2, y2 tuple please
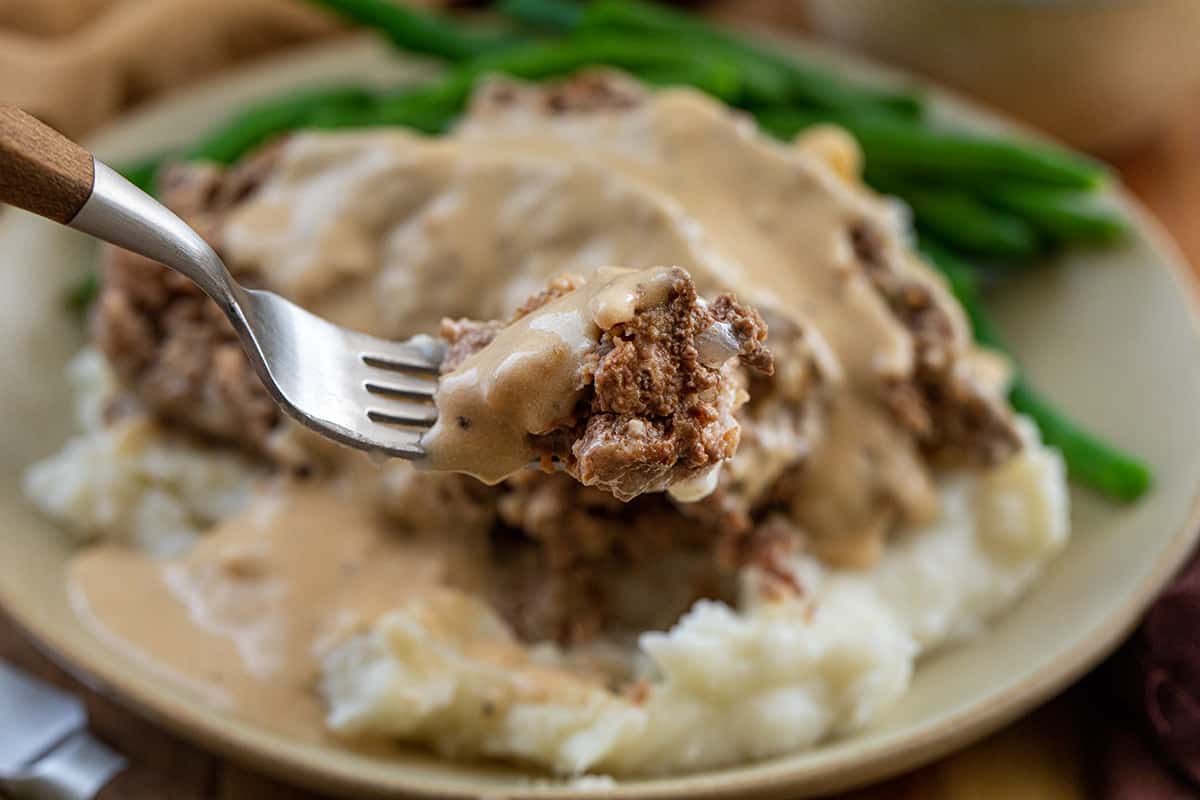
(3, 8, 1199, 799)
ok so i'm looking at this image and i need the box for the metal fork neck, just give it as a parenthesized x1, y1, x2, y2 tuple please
(69, 160, 242, 313)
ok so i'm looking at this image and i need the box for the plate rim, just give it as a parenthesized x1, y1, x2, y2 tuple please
(3, 32, 1200, 800)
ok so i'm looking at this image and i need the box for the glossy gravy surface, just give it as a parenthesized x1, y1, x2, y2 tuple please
(70, 472, 483, 740)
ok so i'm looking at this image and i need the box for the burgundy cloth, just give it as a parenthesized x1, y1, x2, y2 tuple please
(1097, 549, 1200, 798)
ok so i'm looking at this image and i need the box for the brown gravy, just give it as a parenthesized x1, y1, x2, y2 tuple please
(225, 85, 971, 544)
(69, 473, 482, 740)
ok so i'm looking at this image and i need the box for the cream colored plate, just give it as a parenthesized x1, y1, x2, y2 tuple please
(2, 35, 1199, 800)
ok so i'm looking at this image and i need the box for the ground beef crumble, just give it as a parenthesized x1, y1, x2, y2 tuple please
(849, 221, 1022, 467)
(93, 148, 282, 453)
(467, 69, 647, 120)
(566, 268, 773, 501)
(438, 317, 505, 374)
(487, 472, 739, 644)
(439, 267, 774, 501)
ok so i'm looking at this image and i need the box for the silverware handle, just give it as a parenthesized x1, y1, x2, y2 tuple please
(0, 106, 94, 224)
(5, 730, 126, 800)
(5, 728, 178, 800)
(0, 103, 241, 315)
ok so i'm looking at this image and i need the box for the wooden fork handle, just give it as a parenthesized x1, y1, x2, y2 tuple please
(0, 105, 95, 224)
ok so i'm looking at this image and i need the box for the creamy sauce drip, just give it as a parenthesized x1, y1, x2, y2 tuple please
(420, 265, 676, 483)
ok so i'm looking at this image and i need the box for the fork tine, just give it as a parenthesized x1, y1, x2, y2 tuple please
(367, 404, 440, 427)
(355, 332, 443, 374)
(362, 351, 441, 374)
(364, 375, 438, 399)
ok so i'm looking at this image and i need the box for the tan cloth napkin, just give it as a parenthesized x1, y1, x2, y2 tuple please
(0, 0, 340, 136)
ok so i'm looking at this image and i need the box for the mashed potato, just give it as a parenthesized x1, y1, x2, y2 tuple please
(24, 349, 259, 557)
(319, 423, 1066, 775)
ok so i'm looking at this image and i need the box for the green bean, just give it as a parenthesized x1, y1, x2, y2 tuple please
(1010, 381, 1151, 501)
(494, 0, 785, 101)
(304, 105, 456, 135)
(124, 80, 469, 194)
(186, 85, 376, 165)
(632, 64, 743, 100)
(304, 84, 460, 134)
(114, 85, 378, 194)
(871, 163, 1128, 246)
(369, 81, 465, 115)
(117, 155, 164, 194)
(917, 236, 1150, 500)
(757, 109, 1107, 189)
(496, 0, 921, 114)
(580, 0, 923, 117)
(579, 8, 790, 106)
(885, 183, 1041, 258)
(300, 0, 519, 61)
(499, 0, 584, 32)
(64, 271, 99, 314)
(981, 183, 1128, 244)
(445, 35, 747, 105)
(872, 169, 1040, 257)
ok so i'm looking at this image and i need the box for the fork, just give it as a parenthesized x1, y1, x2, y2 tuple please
(0, 105, 442, 459)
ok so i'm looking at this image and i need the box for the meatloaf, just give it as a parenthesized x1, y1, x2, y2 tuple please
(87, 69, 1027, 645)
(431, 267, 774, 501)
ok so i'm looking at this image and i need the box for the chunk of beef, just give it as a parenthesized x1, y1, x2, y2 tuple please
(849, 221, 1021, 467)
(94, 247, 278, 450)
(710, 294, 774, 375)
(486, 472, 739, 644)
(511, 273, 587, 319)
(555, 268, 773, 499)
